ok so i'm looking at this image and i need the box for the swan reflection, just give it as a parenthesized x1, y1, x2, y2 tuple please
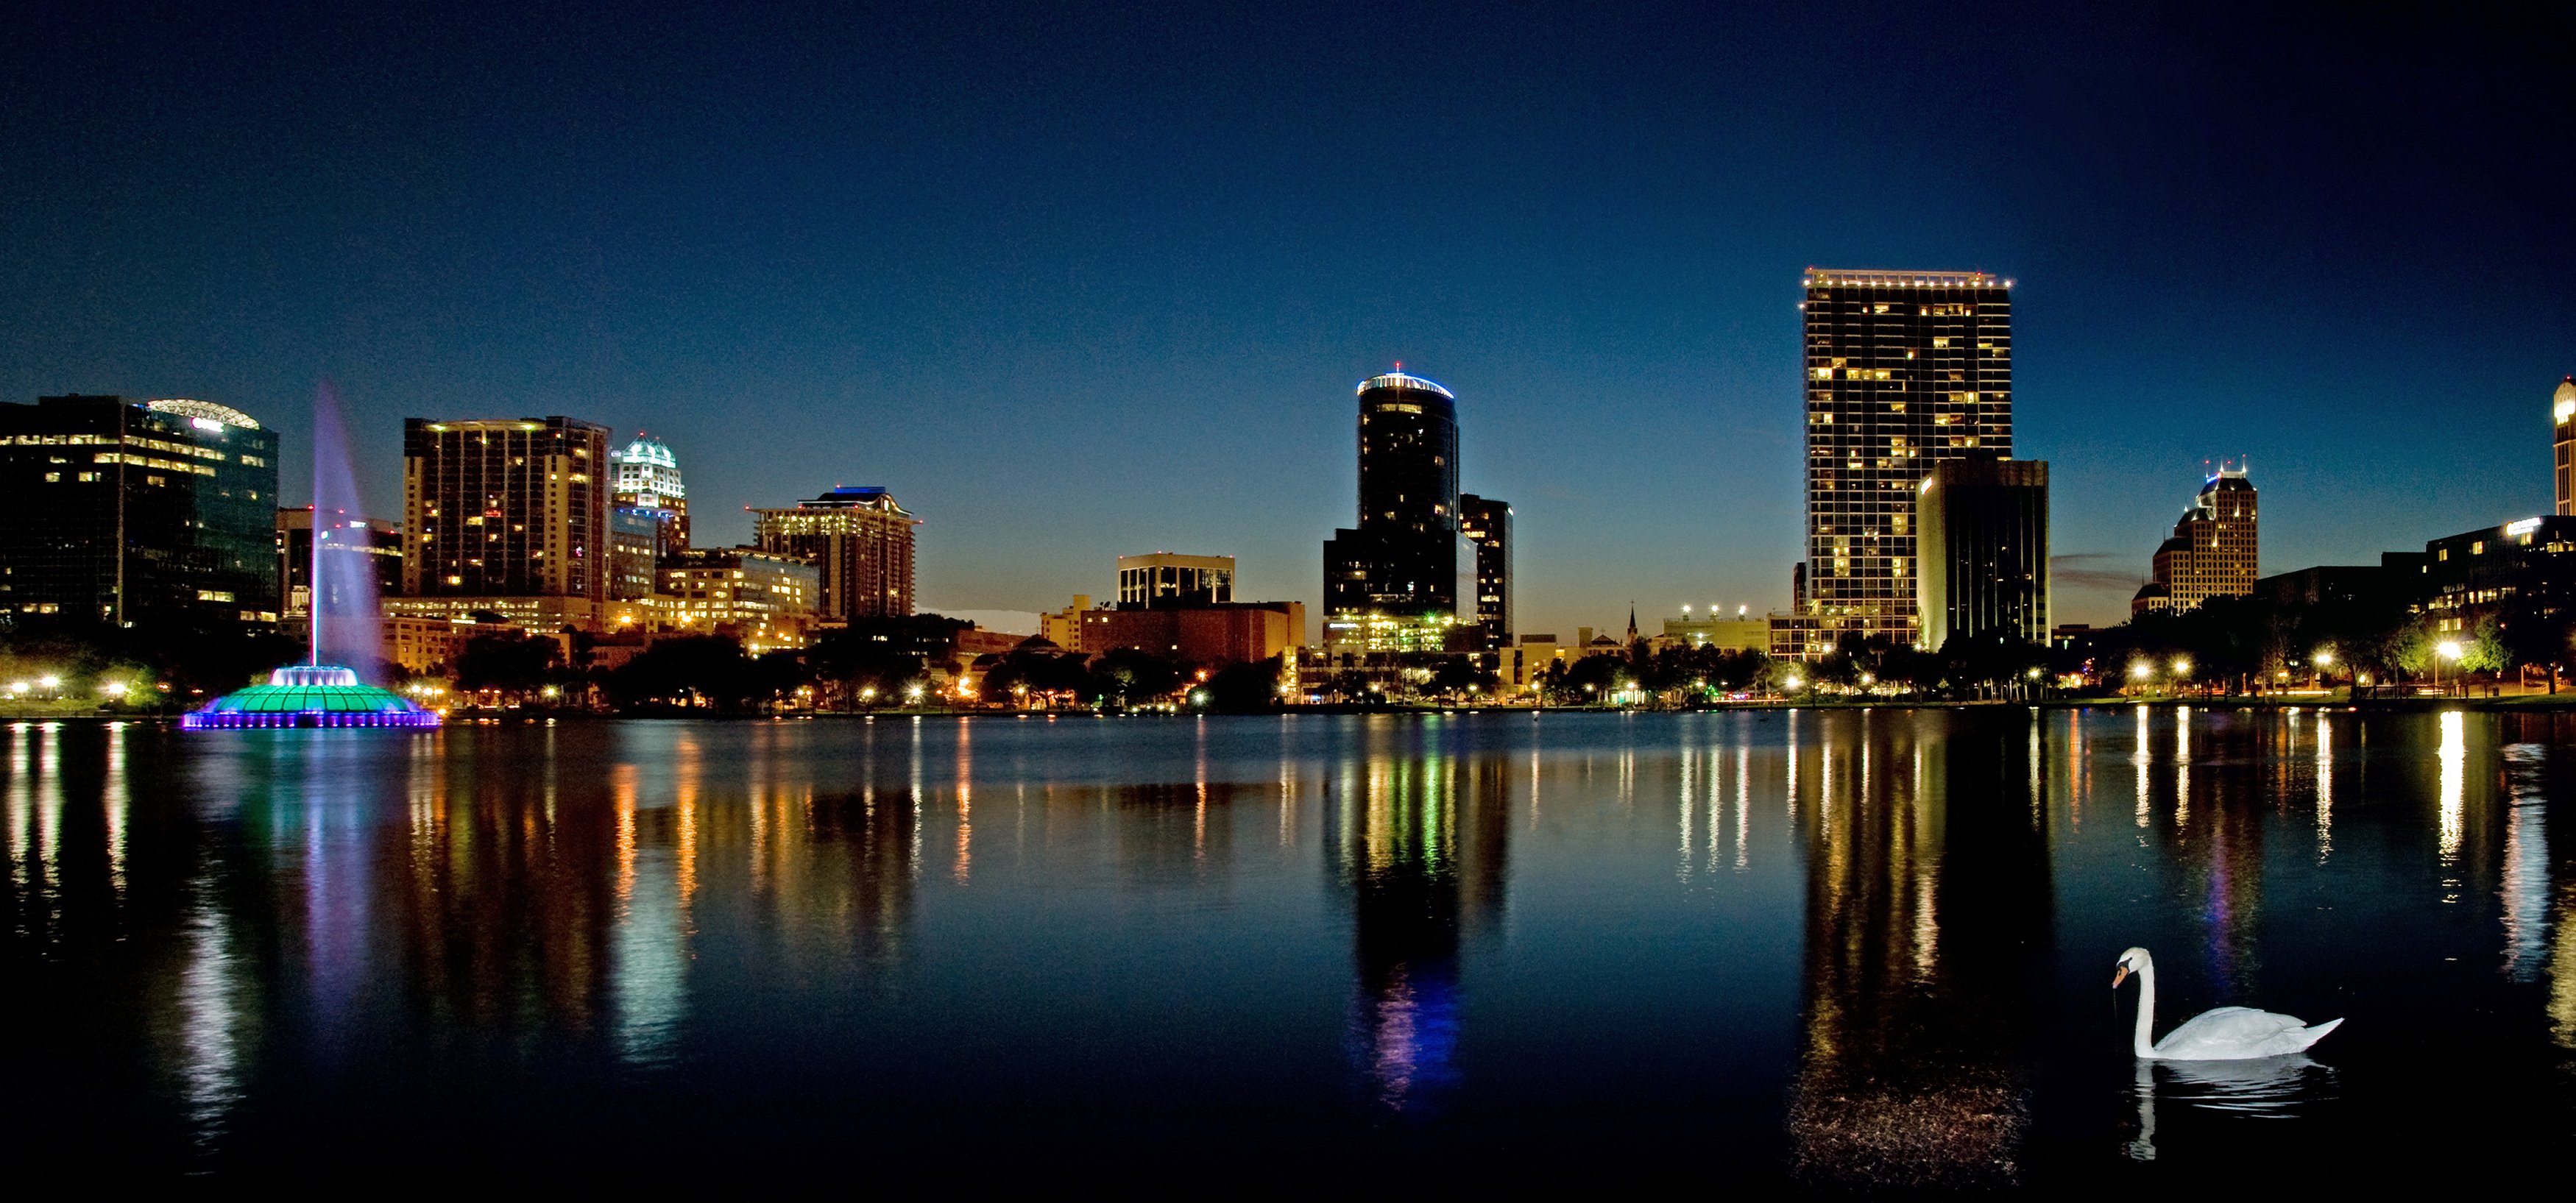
(2129, 1054, 2338, 1160)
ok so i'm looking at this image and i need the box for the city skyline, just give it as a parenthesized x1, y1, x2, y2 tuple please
(4, 6, 2571, 639)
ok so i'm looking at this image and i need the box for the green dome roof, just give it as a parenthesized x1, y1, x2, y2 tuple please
(183, 665, 439, 729)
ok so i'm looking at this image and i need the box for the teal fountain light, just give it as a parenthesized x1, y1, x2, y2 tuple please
(183, 383, 439, 731)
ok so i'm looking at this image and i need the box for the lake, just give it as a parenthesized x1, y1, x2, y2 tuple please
(4, 708, 2569, 1185)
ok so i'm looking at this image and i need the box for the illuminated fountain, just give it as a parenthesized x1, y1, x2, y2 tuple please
(183, 384, 437, 731)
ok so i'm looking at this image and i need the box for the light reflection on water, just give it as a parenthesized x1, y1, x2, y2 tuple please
(1, 709, 2572, 1185)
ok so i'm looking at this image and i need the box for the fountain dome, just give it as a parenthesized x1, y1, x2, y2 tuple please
(180, 664, 440, 729)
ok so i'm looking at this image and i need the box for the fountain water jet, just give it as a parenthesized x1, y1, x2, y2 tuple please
(181, 383, 436, 730)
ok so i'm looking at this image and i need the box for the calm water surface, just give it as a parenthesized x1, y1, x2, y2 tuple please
(4, 709, 2572, 1185)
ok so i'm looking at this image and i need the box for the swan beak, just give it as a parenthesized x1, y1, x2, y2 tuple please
(2111, 966, 2129, 989)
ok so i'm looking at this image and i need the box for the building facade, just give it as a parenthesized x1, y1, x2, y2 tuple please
(1325, 372, 1462, 620)
(751, 486, 916, 621)
(277, 507, 401, 627)
(2554, 377, 2575, 517)
(1915, 457, 2050, 650)
(1791, 269, 2014, 651)
(1080, 600, 1304, 667)
(606, 505, 668, 601)
(0, 395, 280, 631)
(402, 417, 612, 611)
(1118, 553, 1233, 607)
(1457, 493, 1512, 648)
(656, 546, 821, 652)
(2131, 467, 2258, 617)
(611, 434, 689, 547)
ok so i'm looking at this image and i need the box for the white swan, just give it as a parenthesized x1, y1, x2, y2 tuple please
(2112, 947, 2342, 1060)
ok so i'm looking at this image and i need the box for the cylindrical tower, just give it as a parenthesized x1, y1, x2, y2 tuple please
(1356, 372, 1459, 536)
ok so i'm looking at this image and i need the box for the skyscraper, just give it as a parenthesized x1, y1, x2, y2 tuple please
(752, 486, 916, 620)
(401, 416, 612, 604)
(1915, 457, 2050, 650)
(2131, 467, 2258, 617)
(1325, 371, 1461, 620)
(2553, 376, 2575, 517)
(611, 433, 689, 547)
(0, 395, 280, 631)
(1795, 269, 2014, 649)
(1457, 493, 1512, 648)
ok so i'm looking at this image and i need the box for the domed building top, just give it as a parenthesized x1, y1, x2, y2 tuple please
(1356, 372, 1454, 400)
(181, 664, 440, 729)
(2554, 375, 2575, 424)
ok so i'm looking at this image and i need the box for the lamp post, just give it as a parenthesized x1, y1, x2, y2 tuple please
(2437, 639, 2463, 696)
(2171, 657, 2192, 698)
(2312, 649, 2335, 692)
(2129, 661, 2151, 699)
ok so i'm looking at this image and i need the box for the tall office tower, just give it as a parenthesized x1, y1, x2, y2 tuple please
(2131, 466, 2258, 617)
(2554, 377, 2575, 516)
(611, 433, 690, 547)
(1915, 458, 2050, 650)
(751, 486, 916, 620)
(0, 396, 280, 630)
(1118, 553, 1234, 606)
(1799, 269, 2013, 647)
(606, 505, 665, 600)
(1457, 494, 1512, 648)
(1324, 371, 1462, 620)
(402, 417, 612, 604)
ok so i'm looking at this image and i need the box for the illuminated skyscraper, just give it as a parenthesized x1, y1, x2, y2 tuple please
(402, 416, 611, 603)
(0, 395, 279, 631)
(1915, 457, 2049, 650)
(1457, 493, 1512, 648)
(1324, 371, 1461, 621)
(2552, 376, 2575, 517)
(752, 486, 916, 620)
(1794, 269, 2013, 650)
(611, 433, 689, 547)
(2131, 466, 2257, 616)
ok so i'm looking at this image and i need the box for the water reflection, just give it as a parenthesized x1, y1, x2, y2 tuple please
(2129, 1055, 2337, 1160)
(1788, 712, 2049, 1191)
(1330, 734, 1508, 1116)
(4, 712, 2575, 1181)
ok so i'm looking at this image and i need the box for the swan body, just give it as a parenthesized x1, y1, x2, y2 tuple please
(2112, 947, 2342, 1060)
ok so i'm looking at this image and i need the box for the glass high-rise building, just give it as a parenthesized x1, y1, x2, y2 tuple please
(1325, 371, 1462, 620)
(0, 395, 280, 631)
(1798, 269, 2014, 649)
(1457, 493, 1512, 648)
(1915, 457, 2049, 650)
(402, 416, 612, 603)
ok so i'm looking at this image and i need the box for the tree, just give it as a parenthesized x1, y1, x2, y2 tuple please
(1087, 647, 1184, 708)
(455, 633, 556, 698)
(1206, 657, 1284, 712)
(606, 635, 754, 710)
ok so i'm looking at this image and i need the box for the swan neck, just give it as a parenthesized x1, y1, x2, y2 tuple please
(2133, 955, 2158, 1057)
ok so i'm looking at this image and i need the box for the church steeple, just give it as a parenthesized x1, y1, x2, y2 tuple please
(1627, 602, 1638, 645)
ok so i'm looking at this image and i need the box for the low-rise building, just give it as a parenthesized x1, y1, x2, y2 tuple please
(383, 594, 604, 634)
(655, 547, 821, 653)
(1086, 601, 1304, 666)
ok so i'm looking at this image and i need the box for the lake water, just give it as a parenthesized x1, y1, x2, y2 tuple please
(4, 708, 2570, 1185)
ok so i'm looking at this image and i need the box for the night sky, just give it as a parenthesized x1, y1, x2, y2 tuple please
(5, 3, 2570, 634)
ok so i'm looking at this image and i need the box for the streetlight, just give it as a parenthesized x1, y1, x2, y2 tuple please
(2437, 639, 2463, 695)
(37, 675, 60, 691)
(2313, 648, 2335, 690)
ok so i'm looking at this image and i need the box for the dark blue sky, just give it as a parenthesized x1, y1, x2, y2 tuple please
(5, 2, 2570, 633)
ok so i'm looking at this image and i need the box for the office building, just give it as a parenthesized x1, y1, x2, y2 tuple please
(655, 546, 822, 652)
(2555, 377, 2576, 516)
(1663, 614, 1769, 652)
(0, 395, 280, 630)
(1791, 269, 2014, 650)
(2131, 466, 2257, 617)
(1325, 371, 1462, 620)
(278, 507, 401, 626)
(611, 433, 690, 547)
(752, 486, 916, 620)
(1457, 493, 1512, 648)
(1080, 600, 1305, 667)
(1119, 553, 1233, 607)
(607, 505, 668, 601)
(402, 417, 612, 614)
(1038, 595, 1091, 652)
(1915, 457, 2050, 650)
